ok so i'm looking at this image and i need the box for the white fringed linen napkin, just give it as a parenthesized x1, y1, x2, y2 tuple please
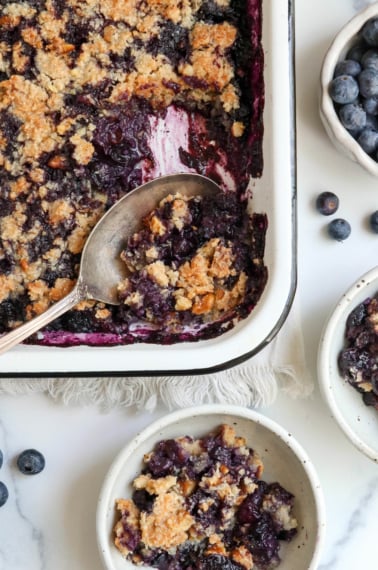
(0, 296, 313, 410)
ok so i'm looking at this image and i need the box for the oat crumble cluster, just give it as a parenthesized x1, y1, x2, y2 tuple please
(117, 192, 267, 329)
(339, 294, 378, 411)
(114, 425, 298, 570)
(0, 0, 265, 345)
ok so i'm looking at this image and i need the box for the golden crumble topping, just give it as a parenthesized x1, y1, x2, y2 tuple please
(133, 473, 178, 495)
(140, 491, 195, 550)
(232, 545, 254, 570)
(114, 498, 141, 557)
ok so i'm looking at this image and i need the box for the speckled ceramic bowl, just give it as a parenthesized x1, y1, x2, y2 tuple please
(320, 2, 378, 176)
(318, 266, 378, 462)
(96, 405, 326, 570)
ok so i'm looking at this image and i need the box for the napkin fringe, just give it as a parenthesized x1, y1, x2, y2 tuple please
(0, 364, 313, 411)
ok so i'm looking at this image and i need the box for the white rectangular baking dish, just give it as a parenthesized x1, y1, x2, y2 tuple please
(0, 0, 296, 376)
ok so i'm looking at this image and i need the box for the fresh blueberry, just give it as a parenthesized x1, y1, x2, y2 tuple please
(17, 449, 45, 475)
(0, 482, 8, 507)
(363, 97, 378, 115)
(369, 210, 378, 233)
(365, 113, 378, 131)
(315, 191, 339, 215)
(357, 127, 378, 154)
(347, 42, 368, 62)
(358, 68, 378, 97)
(328, 218, 351, 241)
(329, 75, 359, 104)
(361, 49, 378, 71)
(0, 450, 3, 469)
(362, 18, 378, 47)
(339, 102, 366, 131)
(347, 127, 364, 139)
(334, 59, 361, 77)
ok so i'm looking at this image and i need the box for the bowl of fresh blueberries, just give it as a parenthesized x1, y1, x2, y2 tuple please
(320, 3, 378, 176)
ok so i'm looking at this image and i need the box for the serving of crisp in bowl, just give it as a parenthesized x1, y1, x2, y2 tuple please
(96, 405, 325, 570)
(320, 2, 378, 176)
(318, 266, 378, 463)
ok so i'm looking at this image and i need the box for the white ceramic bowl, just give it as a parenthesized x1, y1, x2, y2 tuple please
(96, 405, 325, 570)
(318, 266, 378, 462)
(320, 2, 378, 176)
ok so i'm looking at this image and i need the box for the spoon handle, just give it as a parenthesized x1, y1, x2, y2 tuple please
(0, 284, 85, 356)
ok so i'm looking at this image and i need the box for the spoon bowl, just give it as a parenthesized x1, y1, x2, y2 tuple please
(0, 173, 221, 355)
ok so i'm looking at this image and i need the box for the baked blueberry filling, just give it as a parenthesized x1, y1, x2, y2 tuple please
(0, 0, 266, 346)
(339, 294, 378, 409)
(117, 192, 267, 332)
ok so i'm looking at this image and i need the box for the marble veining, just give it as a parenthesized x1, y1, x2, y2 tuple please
(318, 476, 378, 569)
(0, 418, 46, 570)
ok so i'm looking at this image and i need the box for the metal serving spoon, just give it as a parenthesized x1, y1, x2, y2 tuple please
(0, 173, 221, 355)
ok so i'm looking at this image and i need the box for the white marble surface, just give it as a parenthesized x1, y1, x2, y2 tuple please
(2, 0, 378, 568)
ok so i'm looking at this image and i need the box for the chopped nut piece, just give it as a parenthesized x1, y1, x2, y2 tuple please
(232, 545, 254, 569)
(47, 155, 67, 169)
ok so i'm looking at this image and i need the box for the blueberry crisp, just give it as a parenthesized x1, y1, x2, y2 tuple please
(117, 193, 267, 333)
(339, 294, 378, 410)
(114, 425, 298, 569)
(0, 0, 265, 346)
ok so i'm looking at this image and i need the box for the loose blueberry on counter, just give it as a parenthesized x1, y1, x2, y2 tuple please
(0, 450, 3, 469)
(370, 210, 378, 233)
(329, 75, 359, 104)
(328, 218, 351, 241)
(0, 481, 8, 507)
(316, 191, 339, 216)
(17, 449, 45, 475)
